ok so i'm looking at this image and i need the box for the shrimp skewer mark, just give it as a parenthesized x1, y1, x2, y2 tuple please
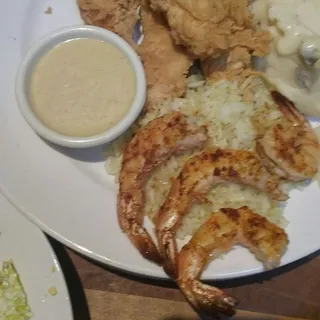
(156, 148, 287, 277)
(177, 206, 288, 317)
(118, 111, 207, 264)
(257, 91, 320, 181)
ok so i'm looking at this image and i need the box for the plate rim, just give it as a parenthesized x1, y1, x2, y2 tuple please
(2, 182, 319, 281)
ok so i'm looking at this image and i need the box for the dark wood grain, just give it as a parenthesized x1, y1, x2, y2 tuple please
(58, 243, 320, 320)
(49, 235, 320, 319)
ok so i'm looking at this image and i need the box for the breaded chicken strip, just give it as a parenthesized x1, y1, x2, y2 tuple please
(77, 0, 193, 109)
(77, 0, 139, 47)
(138, 2, 193, 107)
(149, 0, 271, 59)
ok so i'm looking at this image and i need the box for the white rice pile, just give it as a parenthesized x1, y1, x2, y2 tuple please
(105, 77, 288, 239)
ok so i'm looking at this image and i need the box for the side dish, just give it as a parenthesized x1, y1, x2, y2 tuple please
(252, 0, 320, 117)
(29, 38, 136, 137)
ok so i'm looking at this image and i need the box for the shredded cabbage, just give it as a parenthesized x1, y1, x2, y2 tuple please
(0, 260, 32, 320)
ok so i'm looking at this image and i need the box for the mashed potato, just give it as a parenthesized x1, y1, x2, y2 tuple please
(251, 0, 320, 117)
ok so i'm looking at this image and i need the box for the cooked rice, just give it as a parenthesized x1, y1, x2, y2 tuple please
(105, 77, 289, 239)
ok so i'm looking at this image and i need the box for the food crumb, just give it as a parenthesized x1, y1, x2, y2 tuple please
(48, 286, 57, 296)
(44, 6, 52, 14)
(50, 265, 57, 273)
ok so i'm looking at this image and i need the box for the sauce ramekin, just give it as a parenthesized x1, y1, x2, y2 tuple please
(15, 25, 146, 148)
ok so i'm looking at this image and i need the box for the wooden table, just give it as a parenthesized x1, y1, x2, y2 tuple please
(49, 237, 320, 320)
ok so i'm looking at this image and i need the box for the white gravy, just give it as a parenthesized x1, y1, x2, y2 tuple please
(29, 38, 136, 137)
(251, 0, 320, 117)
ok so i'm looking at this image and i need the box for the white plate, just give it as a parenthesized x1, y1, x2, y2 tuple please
(0, 192, 73, 319)
(0, 0, 320, 280)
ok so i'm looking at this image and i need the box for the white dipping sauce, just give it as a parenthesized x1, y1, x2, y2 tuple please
(251, 0, 320, 117)
(29, 38, 136, 137)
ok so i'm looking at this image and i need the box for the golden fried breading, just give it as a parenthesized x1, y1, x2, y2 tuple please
(138, 3, 193, 108)
(77, 0, 193, 109)
(149, 0, 271, 59)
(77, 0, 139, 47)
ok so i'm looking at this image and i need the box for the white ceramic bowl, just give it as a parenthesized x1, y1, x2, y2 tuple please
(15, 25, 146, 148)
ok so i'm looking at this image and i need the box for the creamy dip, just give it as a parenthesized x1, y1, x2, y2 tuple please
(29, 38, 136, 137)
(251, 0, 320, 117)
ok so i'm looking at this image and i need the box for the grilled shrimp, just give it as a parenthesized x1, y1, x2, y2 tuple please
(156, 148, 287, 277)
(256, 91, 320, 181)
(177, 206, 288, 317)
(118, 111, 207, 264)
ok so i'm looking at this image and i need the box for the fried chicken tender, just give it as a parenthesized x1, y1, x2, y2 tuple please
(149, 0, 271, 59)
(77, 0, 193, 109)
(77, 0, 139, 47)
(138, 3, 193, 107)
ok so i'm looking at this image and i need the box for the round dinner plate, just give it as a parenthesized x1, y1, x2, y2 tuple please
(1, 0, 320, 280)
(0, 192, 73, 319)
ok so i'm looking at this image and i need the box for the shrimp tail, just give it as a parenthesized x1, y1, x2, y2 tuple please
(158, 230, 178, 278)
(177, 278, 239, 317)
(271, 91, 305, 124)
(178, 240, 239, 317)
(128, 221, 163, 264)
(192, 281, 239, 317)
